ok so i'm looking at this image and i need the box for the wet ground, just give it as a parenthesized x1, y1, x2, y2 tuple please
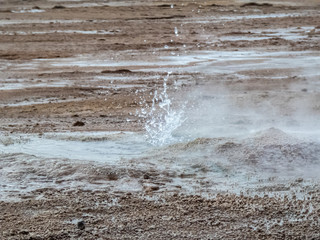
(1, 0, 320, 239)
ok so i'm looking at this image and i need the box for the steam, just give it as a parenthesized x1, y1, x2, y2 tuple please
(180, 78, 320, 141)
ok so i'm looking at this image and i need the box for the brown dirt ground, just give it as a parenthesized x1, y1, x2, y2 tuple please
(1, 0, 320, 239)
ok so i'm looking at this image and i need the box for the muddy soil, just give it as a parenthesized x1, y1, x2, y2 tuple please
(1, 189, 320, 240)
(1, 0, 320, 239)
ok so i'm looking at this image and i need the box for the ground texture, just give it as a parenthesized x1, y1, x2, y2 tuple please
(1, 0, 320, 239)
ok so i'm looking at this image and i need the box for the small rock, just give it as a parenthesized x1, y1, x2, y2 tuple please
(101, 69, 132, 74)
(53, 5, 66, 9)
(73, 121, 85, 127)
(77, 221, 85, 230)
(145, 185, 160, 192)
(19, 230, 29, 235)
(162, 216, 173, 221)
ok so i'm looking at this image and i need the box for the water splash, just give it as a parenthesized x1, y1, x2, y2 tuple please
(140, 73, 186, 146)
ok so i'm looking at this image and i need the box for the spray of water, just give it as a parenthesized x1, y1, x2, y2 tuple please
(139, 72, 186, 146)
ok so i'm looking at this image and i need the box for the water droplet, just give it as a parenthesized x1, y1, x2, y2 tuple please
(174, 27, 179, 36)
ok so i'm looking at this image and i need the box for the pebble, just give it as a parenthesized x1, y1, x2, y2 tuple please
(73, 121, 85, 127)
(77, 221, 85, 230)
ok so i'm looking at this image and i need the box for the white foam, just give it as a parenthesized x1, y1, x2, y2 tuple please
(0, 30, 118, 35)
(12, 9, 45, 13)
